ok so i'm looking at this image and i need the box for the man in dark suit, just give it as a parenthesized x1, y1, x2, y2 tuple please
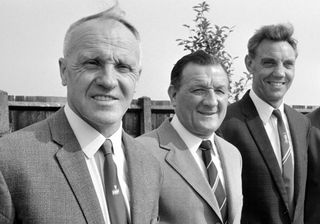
(220, 23, 310, 224)
(0, 6, 161, 224)
(305, 107, 320, 224)
(137, 50, 243, 224)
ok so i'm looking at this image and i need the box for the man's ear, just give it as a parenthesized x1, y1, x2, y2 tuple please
(59, 58, 67, 86)
(168, 85, 177, 107)
(244, 54, 254, 74)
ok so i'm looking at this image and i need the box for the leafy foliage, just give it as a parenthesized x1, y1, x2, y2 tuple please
(176, 1, 251, 102)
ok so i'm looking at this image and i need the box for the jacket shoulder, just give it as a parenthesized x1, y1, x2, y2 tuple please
(306, 107, 320, 128)
(216, 135, 241, 157)
(0, 118, 51, 150)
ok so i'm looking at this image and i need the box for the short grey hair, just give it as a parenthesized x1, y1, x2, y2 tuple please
(63, 4, 140, 58)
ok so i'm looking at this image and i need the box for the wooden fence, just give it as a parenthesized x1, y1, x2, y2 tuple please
(0, 90, 175, 137)
(0, 90, 318, 137)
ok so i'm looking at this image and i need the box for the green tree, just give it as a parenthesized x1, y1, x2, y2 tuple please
(176, 1, 251, 102)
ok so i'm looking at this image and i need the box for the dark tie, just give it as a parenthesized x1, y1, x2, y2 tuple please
(200, 140, 228, 224)
(273, 109, 294, 215)
(101, 140, 128, 224)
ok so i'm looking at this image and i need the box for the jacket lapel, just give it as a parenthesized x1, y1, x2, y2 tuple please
(284, 105, 308, 216)
(48, 108, 105, 224)
(122, 132, 148, 224)
(240, 93, 289, 207)
(157, 120, 222, 220)
(215, 136, 240, 224)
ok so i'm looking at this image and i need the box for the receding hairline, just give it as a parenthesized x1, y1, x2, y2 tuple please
(63, 11, 140, 57)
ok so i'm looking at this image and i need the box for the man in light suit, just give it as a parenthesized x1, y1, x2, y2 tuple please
(305, 107, 320, 224)
(137, 50, 243, 224)
(220, 23, 310, 224)
(0, 6, 161, 224)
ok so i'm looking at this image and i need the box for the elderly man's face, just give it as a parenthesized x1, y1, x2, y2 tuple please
(169, 63, 229, 139)
(245, 40, 296, 108)
(59, 19, 141, 135)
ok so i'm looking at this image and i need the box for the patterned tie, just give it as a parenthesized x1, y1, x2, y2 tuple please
(101, 140, 128, 224)
(200, 140, 228, 224)
(273, 109, 294, 215)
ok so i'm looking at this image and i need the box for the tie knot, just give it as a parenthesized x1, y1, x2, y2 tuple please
(273, 109, 282, 120)
(199, 140, 213, 151)
(101, 139, 113, 156)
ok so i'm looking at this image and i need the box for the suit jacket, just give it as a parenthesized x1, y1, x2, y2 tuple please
(307, 107, 320, 129)
(0, 108, 162, 224)
(220, 91, 310, 224)
(136, 119, 243, 224)
(305, 107, 320, 224)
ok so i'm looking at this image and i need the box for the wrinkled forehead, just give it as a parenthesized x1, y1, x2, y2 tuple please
(67, 19, 140, 58)
(181, 63, 229, 85)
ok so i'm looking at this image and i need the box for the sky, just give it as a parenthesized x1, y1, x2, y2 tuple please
(1, 0, 320, 106)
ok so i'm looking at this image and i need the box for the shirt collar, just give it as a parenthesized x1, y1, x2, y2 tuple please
(64, 103, 123, 159)
(170, 115, 215, 154)
(249, 89, 285, 124)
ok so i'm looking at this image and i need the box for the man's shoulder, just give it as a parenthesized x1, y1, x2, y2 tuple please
(0, 115, 55, 170)
(285, 104, 310, 124)
(136, 119, 172, 144)
(0, 109, 67, 159)
(0, 117, 51, 147)
(225, 93, 253, 120)
(221, 99, 249, 130)
(136, 128, 159, 144)
(307, 107, 320, 125)
(216, 135, 241, 158)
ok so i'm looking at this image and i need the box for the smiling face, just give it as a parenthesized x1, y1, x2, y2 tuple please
(168, 63, 229, 139)
(59, 19, 141, 136)
(246, 39, 296, 108)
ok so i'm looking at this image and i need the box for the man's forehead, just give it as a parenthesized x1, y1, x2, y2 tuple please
(67, 18, 140, 57)
(255, 40, 296, 57)
(183, 63, 226, 75)
(182, 63, 228, 82)
(73, 18, 131, 38)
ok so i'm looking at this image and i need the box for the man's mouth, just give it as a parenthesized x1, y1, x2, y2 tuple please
(198, 110, 217, 116)
(267, 81, 285, 87)
(92, 95, 117, 101)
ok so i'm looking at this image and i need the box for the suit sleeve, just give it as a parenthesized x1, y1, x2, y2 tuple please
(0, 170, 14, 224)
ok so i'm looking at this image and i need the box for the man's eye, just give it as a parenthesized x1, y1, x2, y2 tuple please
(215, 89, 226, 95)
(262, 61, 275, 67)
(84, 60, 99, 67)
(116, 63, 131, 73)
(284, 62, 295, 69)
(192, 89, 206, 95)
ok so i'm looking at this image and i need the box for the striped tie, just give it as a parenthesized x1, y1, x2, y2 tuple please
(273, 109, 294, 216)
(200, 140, 228, 224)
(101, 140, 128, 224)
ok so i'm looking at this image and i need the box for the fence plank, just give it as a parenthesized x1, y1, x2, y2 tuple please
(0, 90, 9, 136)
(138, 97, 152, 134)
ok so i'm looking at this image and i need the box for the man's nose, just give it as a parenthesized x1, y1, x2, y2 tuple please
(95, 64, 117, 88)
(273, 65, 286, 78)
(203, 89, 218, 106)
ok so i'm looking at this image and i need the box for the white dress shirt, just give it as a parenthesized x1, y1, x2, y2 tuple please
(249, 90, 294, 171)
(170, 115, 226, 188)
(64, 104, 130, 224)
